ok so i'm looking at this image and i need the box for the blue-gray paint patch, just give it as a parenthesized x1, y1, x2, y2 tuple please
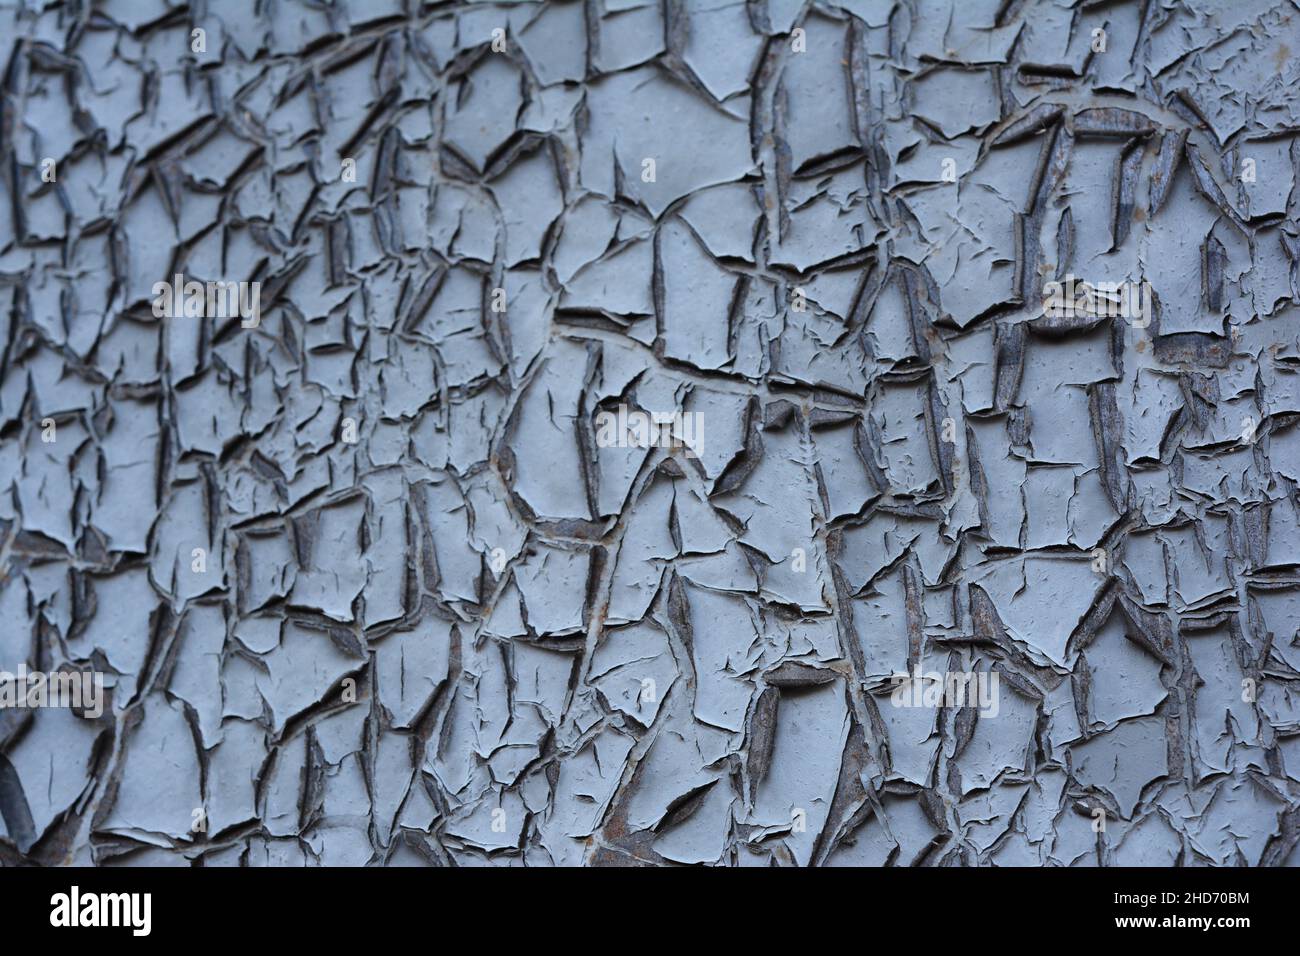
(1, 0, 1299, 867)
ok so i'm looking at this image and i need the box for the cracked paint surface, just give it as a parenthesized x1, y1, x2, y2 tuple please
(2, 0, 1300, 867)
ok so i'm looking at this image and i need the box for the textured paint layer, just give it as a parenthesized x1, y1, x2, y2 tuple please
(2, 0, 1300, 867)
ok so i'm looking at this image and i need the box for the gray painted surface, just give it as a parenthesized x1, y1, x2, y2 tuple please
(1, 0, 1299, 866)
